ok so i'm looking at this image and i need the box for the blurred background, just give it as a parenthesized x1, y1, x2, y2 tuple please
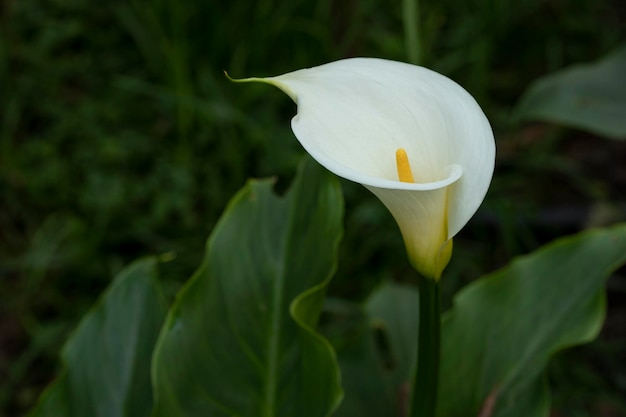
(0, 0, 625, 415)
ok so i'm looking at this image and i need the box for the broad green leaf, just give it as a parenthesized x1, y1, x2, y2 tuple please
(27, 375, 71, 417)
(439, 223, 626, 417)
(152, 157, 344, 417)
(515, 46, 626, 139)
(367, 282, 420, 388)
(28, 258, 168, 417)
(331, 282, 420, 417)
(321, 300, 397, 417)
(342, 224, 626, 417)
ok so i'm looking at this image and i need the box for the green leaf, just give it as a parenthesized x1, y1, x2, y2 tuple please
(27, 375, 71, 417)
(366, 282, 420, 389)
(340, 224, 626, 417)
(321, 299, 397, 417)
(439, 223, 626, 417)
(28, 258, 168, 417)
(325, 283, 425, 417)
(515, 46, 626, 139)
(330, 282, 425, 417)
(152, 157, 344, 417)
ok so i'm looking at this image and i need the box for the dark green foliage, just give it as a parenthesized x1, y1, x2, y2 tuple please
(515, 46, 626, 139)
(27, 258, 167, 417)
(152, 158, 343, 417)
(1, 0, 625, 415)
(330, 224, 626, 417)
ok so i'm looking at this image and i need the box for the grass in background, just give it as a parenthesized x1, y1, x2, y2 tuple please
(0, 0, 624, 415)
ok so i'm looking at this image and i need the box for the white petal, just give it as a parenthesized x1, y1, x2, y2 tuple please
(366, 164, 462, 278)
(236, 58, 495, 278)
(262, 58, 495, 239)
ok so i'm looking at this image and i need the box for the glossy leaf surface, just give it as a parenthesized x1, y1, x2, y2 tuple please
(439, 224, 626, 417)
(28, 258, 167, 417)
(336, 224, 626, 417)
(322, 300, 397, 417)
(152, 158, 344, 417)
(515, 46, 626, 139)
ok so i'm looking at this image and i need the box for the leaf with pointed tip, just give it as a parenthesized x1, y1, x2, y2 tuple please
(515, 46, 626, 139)
(151, 157, 344, 417)
(28, 258, 168, 417)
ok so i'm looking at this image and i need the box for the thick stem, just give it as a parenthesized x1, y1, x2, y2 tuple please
(409, 275, 441, 417)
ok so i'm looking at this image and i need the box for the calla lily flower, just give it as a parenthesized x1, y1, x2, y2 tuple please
(234, 58, 495, 280)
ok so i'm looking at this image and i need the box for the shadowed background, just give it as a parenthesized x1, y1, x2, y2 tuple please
(1, 0, 625, 415)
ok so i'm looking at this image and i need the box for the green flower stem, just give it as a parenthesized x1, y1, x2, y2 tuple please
(410, 274, 441, 417)
(402, 0, 422, 65)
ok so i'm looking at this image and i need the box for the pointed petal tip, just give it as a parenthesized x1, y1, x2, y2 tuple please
(225, 72, 296, 101)
(223, 71, 262, 84)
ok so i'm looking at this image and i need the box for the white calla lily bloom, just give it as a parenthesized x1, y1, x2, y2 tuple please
(236, 58, 495, 280)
